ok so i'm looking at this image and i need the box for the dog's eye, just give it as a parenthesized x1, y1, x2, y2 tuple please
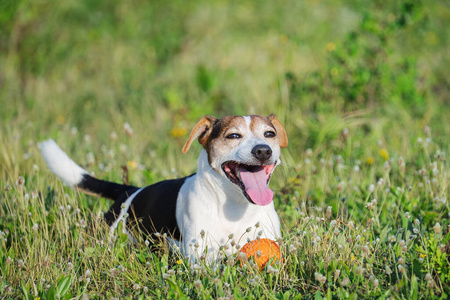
(226, 133, 242, 139)
(264, 131, 276, 138)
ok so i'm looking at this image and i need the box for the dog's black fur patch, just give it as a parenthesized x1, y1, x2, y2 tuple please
(80, 174, 195, 241)
(78, 174, 138, 200)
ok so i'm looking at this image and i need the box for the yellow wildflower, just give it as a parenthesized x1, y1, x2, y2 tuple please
(326, 42, 336, 52)
(289, 177, 301, 185)
(170, 127, 188, 138)
(127, 160, 138, 170)
(366, 157, 374, 165)
(378, 148, 389, 161)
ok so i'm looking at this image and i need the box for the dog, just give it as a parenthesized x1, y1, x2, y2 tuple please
(40, 114, 288, 262)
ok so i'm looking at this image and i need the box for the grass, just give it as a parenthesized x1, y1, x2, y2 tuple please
(0, 0, 449, 299)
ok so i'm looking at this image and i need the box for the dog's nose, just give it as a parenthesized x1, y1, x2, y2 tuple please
(251, 144, 273, 162)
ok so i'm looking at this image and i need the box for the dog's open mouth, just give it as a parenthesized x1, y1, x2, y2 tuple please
(222, 161, 276, 206)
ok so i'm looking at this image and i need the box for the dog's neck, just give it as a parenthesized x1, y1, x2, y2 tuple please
(196, 149, 247, 205)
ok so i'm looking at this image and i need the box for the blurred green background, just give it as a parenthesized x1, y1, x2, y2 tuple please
(0, 1, 449, 297)
(0, 0, 448, 179)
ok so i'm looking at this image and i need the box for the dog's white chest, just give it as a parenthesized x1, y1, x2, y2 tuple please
(175, 151, 281, 261)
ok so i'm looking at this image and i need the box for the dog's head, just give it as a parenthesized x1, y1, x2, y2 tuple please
(182, 114, 288, 206)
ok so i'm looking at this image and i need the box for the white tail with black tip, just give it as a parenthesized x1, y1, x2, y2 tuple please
(39, 139, 88, 187)
(39, 139, 137, 200)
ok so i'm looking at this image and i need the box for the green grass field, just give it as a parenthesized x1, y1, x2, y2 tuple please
(0, 0, 449, 299)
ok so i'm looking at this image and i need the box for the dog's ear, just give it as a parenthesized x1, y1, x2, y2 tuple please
(182, 115, 217, 154)
(267, 114, 288, 148)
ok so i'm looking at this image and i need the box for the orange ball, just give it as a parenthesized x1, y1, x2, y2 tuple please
(239, 238, 281, 270)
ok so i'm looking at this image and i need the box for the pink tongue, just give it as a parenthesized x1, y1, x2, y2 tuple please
(239, 166, 273, 206)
